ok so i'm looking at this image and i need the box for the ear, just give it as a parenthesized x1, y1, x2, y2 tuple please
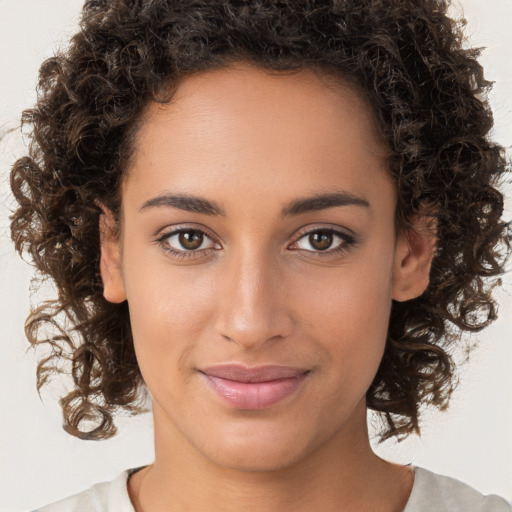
(392, 215, 437, 302)
(98, 206, 127, 304)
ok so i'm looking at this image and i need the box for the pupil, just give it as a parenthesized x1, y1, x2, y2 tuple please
(310, 231, 333, 251)
(179, 231, 203, 250)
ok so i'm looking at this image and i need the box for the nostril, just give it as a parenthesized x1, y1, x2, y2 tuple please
(214, 311, 294, 350)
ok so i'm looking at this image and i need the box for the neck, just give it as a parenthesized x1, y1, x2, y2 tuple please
(129, 402, 414, 512)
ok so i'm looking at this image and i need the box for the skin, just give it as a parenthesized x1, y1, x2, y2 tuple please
(100, 63, 435, 512)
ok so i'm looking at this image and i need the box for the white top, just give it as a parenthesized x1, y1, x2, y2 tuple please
(33, 466, 511, 512)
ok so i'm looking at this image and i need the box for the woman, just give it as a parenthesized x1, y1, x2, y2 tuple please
(8, 0, 511, 510)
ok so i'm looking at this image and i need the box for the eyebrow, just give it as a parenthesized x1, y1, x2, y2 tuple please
(139, 191, 370, 216)
(281, 191, 370, 216)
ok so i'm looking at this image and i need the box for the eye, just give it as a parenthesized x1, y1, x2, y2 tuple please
(291, 228, 356, 255)
(156, 227, 220, 259)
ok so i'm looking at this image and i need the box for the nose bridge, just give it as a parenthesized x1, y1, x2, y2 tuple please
(214, 244, 293, 350)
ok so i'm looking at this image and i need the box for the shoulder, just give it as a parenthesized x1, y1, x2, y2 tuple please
(31, 469, 135, 512)
(404, 466, 512, 512)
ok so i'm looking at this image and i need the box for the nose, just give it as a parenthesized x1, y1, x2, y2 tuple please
(214, 248, 294, 351)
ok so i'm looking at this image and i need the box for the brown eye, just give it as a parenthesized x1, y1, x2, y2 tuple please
(159, 228, 218, 255)
(179, 230, 204, 250)
(292, 228, 354, 255)
(308, 231, 333, 251)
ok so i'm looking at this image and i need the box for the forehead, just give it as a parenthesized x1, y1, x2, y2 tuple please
(134, 62, 385, 155)
(123, 63, 392, 209)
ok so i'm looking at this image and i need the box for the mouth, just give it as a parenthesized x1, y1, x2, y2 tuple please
(199, 364, 310, 410)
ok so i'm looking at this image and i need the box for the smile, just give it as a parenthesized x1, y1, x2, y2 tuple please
(199, 365, 310, 410)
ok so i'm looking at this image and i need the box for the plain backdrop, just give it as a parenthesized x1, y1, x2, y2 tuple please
(0, 1, 511, 511)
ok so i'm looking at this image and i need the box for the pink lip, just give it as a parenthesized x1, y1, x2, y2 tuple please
(199, 365, 309, 410)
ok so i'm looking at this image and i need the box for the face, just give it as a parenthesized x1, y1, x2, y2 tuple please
(101, 63, 433, 472)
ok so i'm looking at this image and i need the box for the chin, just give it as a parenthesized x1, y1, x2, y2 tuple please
(206, 442, 307, 473)
(190, 416, 327, 473)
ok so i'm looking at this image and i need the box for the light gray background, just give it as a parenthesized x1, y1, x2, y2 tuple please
(0, 1, 511, 511)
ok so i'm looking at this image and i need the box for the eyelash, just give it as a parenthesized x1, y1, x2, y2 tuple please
(154, 225, 357, 261)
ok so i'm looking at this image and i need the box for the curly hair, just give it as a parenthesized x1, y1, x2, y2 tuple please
(10, 0, 510, 441)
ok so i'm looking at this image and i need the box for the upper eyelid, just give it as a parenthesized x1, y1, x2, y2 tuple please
(155, 223, 218, 241)
(293, 224, 355, 238)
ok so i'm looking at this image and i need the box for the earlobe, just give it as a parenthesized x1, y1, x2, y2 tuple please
(98, 210, 127, 304)
(391, 217, 437, 302)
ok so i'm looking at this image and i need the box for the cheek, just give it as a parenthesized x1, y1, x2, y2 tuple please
(292, 256, 394, 383)
(298, 254, 393, 331)
(122, 262, 218, 382)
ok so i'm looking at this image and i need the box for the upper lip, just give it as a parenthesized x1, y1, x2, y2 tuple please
(199, 364, 309, 383)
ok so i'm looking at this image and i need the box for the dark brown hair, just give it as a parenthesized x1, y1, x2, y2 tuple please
(10, 0, 510, 440)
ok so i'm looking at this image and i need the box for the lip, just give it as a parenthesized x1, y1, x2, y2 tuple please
(199, 364, 309, 410)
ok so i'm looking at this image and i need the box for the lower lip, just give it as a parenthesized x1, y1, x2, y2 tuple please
(202, 373, 308, 410)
